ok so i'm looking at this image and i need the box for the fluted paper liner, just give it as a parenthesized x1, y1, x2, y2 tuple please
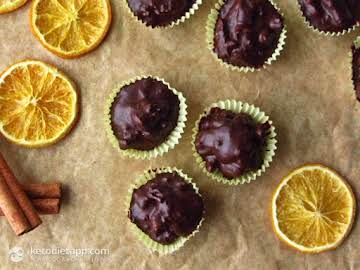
(104, 76, 187, 159)
(350, 36, 360, 100)
(205, 0, 287, 73)
(192, 100, 277, 185)
(125, 167, 204, 255)
(353, 36, 360, 49)
(124, 0, 203, 28)
(296, 1, 359, 37)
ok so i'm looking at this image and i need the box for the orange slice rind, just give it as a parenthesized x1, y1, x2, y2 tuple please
(0, 0, 27, 14)
(0, 60, 78, 147)
(271, 164, 356, 253)
(30, 0, 112, 58)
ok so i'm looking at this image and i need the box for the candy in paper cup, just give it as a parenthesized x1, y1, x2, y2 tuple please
(125, 167, 204, 255)
(296, 1, 359, 37)
(192, 100, 277, 185)
(205, 0, 287, 73)
(124, 0, 203, 28)
(350, 36, 360, 101)
(104, 75, 187, 159)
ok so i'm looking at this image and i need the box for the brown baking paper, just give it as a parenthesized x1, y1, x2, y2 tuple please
(0, 0, 359, 269)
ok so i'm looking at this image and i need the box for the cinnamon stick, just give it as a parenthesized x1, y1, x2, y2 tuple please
(22, 183, 61, 199)
(0, 199, 60, 216)
(0, 173, 31, 234)
(0, 183, 62, 216)
(0, 153, 42, 233)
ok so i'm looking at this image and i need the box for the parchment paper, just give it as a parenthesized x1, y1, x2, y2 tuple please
(0, 0, 359, 269)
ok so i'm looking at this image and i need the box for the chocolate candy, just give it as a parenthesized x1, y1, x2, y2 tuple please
(298, 0, 360, 33)
(129, 172, 204, 244)
(110, 78, 179, 151)
(195, 108, 270, 179)
(214, 0, 284, 68)
(352, 45, 360, 101)
(127, 0, 196, 27)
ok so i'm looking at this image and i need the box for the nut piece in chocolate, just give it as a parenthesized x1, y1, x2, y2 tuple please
(195, 107, 270, 179)
(127, 0, 196, 27)
(214, 0, 284, 68)
(129, 172, 204, 244)
(110, 77, 180, 151)
(298, 0, 360, 33)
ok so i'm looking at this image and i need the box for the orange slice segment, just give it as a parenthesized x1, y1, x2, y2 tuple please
(30, 0, 112, 58)
(0, 60, 78, 147)
(0, 0, 27, 14)
(271, 164, 356, 253)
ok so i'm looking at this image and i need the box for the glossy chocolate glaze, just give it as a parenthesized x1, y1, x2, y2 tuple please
(127, 0, 196, 27)
(195, 108, 270, 179)
(110, 78, 179, 151)
(129, 172, 204, 244)
(298, 0, 360, 33)
(214, 0, 284, 68)
(352, 45, 360, 101)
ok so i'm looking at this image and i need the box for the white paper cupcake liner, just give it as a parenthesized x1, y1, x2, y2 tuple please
(350, 36, 360, 101)
(125, 167, 204, 255)
(205, 0, 287, 72)
(124, 0, 203, 28)
(296, 1, 359, 37)
(192, 100, 277, 185)
(104, 75, 187, 159)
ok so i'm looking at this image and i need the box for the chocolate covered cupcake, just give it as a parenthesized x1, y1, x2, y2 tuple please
(206, 0, 287, 72)
(126, 0, 203, 28)
(126, 168, 204, 254)
(192, 100, 277, 185)
(298, 0, 360, 35)
(105, 76, 187, 159)
(195, 108, 270, 179)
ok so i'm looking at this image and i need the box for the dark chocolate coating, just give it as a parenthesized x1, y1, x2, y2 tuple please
(352, 45, 360, 101)
(298, 0, 360, 33)
(127, 0, 196, 27)
(195, 108, 270, 179)
(214, 0, 284, 68)
(129, 172, 204, 244)
(110, 78, 180, 151)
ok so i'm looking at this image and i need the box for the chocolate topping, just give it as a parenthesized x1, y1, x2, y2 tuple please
(298, 0, 360, 33)
(214, 0, 284, 68)
(129, 172, 204, 244)
(195, 108, 270, 179)
(352, 45, 360, 101)
(127, 0, 196, 27)
(110, 78, 180, 151)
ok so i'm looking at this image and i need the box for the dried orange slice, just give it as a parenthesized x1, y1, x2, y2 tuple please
(271, 164, 356, 253)
(0, 60, 78, 147)
(30, 0, 112, 58)
(0, 0, 27, 14)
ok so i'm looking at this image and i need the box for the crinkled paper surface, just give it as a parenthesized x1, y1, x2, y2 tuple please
(0, 0, 359, 269)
